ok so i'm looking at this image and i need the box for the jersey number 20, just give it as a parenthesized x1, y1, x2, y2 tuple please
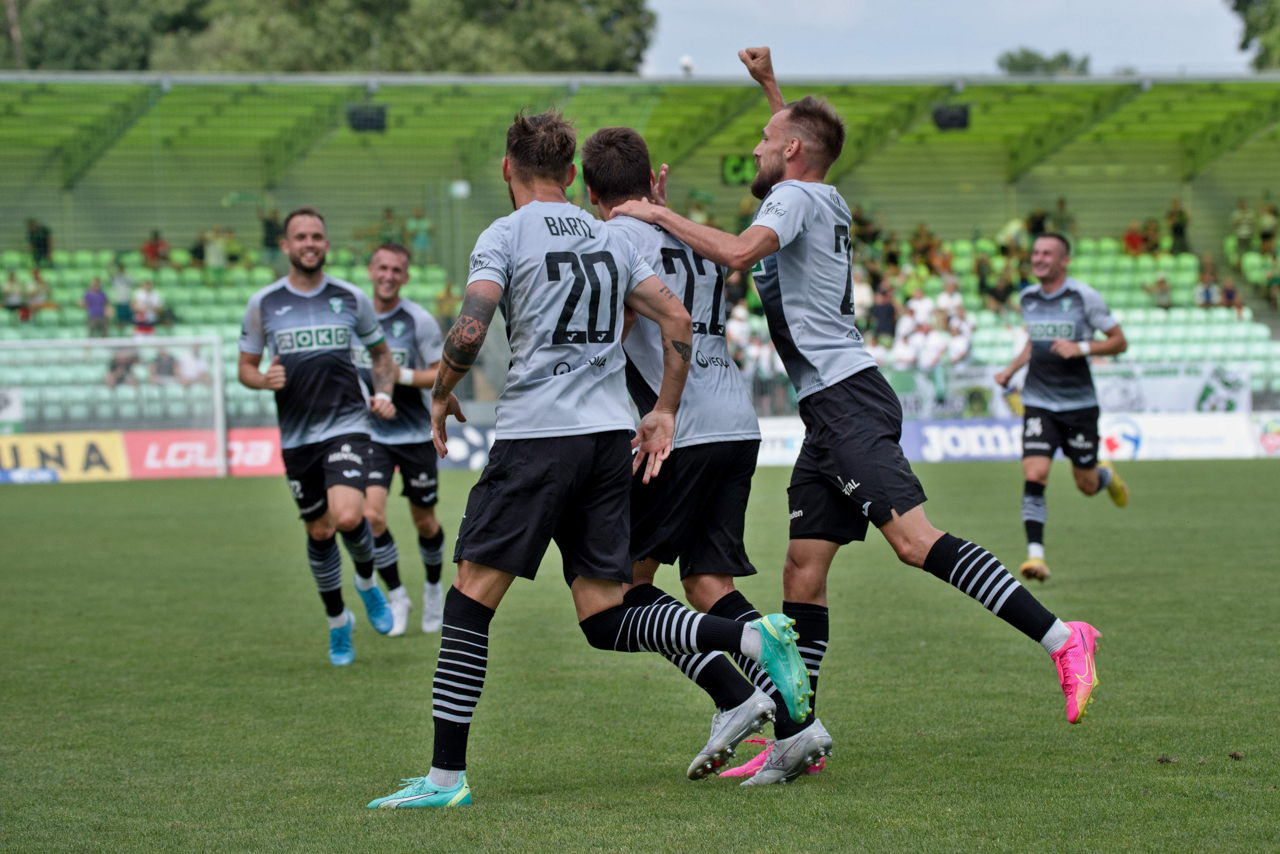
(548, 251, 619, 345)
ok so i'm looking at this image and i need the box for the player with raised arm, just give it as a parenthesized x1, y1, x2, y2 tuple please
(239, 207, 400, 667)
(614, 48, 1103, 786)
(994, 234, 1129, 583)
(367, 111, 811, 809)
(582, 126, 798, 781)
(355, 242, 448, 636)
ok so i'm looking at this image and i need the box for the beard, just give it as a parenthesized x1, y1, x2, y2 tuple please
(289, 251, 325, 275)
(750, 153, 786, 200)
(508, 183, 517, 211)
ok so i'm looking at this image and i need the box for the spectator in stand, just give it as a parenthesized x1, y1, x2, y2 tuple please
(724, 269, 747, 308)
(150, 348, 179, 384)
(935, 276, 963, 319)
(225, 228, 244, 266)
(204, 227, 228, 285)
(1122, 220, 1145, 256)
(926, 237, 953, 274)
(906, 284, 935, 325)
(1167, 198, 1191, 255)
(883, 231, 902, 268)
(3, 271, 27, 319)
(1141, 219, 1162, 255)
(1230, 198, 1256, 255)
(82, 277, 110, 337)
(1219, 277, 1243, 317)
(1026, 207, 1048, 244)
(26, 219, 52, 267)
(131, 279, 164, 334)
(974, 250, 993, 290)
(1195, 269, 1219, 309)
(404, 207, 434, 266)
(871, 285, 898, 346)
(909, 222, 933, 266)
(1144, 273, 1173, 310)
(1266, 265, 1280, 310)
(1259, 203, 1278, 257)
(987, 266, 1017, 314)
(735, 196, 757, 234)
(726, 303, 752, 368)
(996, 215, 1028, 256)
(188, 232, 207, 268)
(259, 208, 284, 269)
(1049, 197, 1077, 238)
(110, 263, 135, 334)
(948, 307, 975, 364)
(176, 346, 211, 385)
(142, 231, 170, 268)
(852, 267, 875, 326)
(105, 348, 140, 388)
(26, 269, 56, 314)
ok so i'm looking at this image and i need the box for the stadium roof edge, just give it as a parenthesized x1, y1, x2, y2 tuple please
(5, 71, 1280, 87)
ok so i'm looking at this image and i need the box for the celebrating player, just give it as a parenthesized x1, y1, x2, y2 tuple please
(239, 207, 400, 666)
(994, 234, 1130, 582)
(582, 126, 788, 781)
(613, 47, 1104, 786)
(356, 242, 448, 636)
(367, 110, 812, 809)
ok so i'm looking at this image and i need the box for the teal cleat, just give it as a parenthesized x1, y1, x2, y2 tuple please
(367, 773, 472, 809)
(356, 585, 394, 634)
(750, 614, 812, 723)
(330, 611, 356, 666)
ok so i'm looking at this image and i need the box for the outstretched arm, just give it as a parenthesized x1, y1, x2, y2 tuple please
(431, 280, 503, 457)
(624, 275, 693, 483)
(611, 199, 780, 271)
(739, 46, 785, 114)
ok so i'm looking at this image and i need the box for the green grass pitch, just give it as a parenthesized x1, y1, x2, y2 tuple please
(2, 460, 1278, 852)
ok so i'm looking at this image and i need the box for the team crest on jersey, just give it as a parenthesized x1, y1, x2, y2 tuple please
(1061, 297, 1073, 313)
(392, 320, 405, 338)
(329, 297, 344, 314)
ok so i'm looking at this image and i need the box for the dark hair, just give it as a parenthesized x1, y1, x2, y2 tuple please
(371, 241, 411, 264)
(283, 206, 326, 236)
(783, 96, 846, 168)
(506, 109, 577, 183)
(1036, 231, 1072, 254)
(581, 127, 652, 206)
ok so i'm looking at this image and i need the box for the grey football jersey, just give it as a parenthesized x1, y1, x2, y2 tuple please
(467, 201, 656, 439)
(751, 180, 877, 400)
(1020, 278, 1117, 412)
(240, 276, 384, 449)
(354, 298, 443, 445)
(607, 216, 759, 448)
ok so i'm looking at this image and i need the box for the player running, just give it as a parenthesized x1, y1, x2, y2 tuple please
(356, 242, 448, 635)
(614, 47, 1103, 786)
(994, 234, 1129, 582)
(583, 126, 787, 781)
(239, 207, 400, 667)
(368, 110, 811, 809)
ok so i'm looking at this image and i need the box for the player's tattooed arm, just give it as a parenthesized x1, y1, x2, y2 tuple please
(670, 339, 692, 363)
(368, 340, 397, 397)
(433, 280, 503, 399)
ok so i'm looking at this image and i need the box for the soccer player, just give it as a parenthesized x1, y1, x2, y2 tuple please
(368, 110, 811, 809)
(582, 126, 788, 780)
(993, 234, 1130, 582)
(239, 207, 400, 666)
(356, 242, 448, 636)
(613, 47, 1104, 786)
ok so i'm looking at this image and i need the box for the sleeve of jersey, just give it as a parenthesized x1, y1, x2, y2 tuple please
(1084, 288, 1119, 332)
(239, 294, 266, 355)
(354, 291, 385, 348)
(751, 184, 809, 249)
(465, 223, 510, 290)
(623, 238, 657, 296)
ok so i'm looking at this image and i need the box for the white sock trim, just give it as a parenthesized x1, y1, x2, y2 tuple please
(1041, 618, 1071, 655)
(388, 585, 409, 603)
(353, 573, 377, 592)
(327, 609, 351, 630)
(427, 766, 460, 788)
(1028, 543, 1045, 560)
(740, 624, 762, 662)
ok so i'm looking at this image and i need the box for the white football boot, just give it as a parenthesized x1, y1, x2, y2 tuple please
(687, 688, 776, 780)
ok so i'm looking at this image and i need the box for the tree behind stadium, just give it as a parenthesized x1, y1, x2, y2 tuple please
(0, 0, 655, 73)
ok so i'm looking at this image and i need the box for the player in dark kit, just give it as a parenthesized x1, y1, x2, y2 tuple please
(994, 233, 1130, 582)
(367, 110, 812, 809)
(355, 242, 448, 636)
(582, 126, 794, 781)
(239, 207, 401, 666)
(614, 47, 1104, 785)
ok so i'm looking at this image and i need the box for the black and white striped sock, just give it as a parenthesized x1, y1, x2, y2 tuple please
(305, 534, 344, 617)
(1023, 481, 1047, 554)
(706, 590, 779, 700)
(578, 599, 747, 657)
(431, 587, 494, 772)
(923, 533, 1057, 642)
(623, 585, 754, 712)
(372, 530, 401, 590)
(419, 530, 445, 585)
(340, 519, 376, 585)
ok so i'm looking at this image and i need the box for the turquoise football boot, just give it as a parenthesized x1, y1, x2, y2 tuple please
(750, 614, 813, 723)
(367, 773, 472, 808)
(356, 585, 394, 634)
(330, 611, 356, 666)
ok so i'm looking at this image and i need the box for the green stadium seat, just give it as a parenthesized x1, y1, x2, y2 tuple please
(1156, 255, 1177, 274)
(1248, 323, 1270, 341)
(251, 267, 276, 286)
(334, 248, 355, 266)
(227, 267, 250, 287)
(1076, 238, 1098, 256)
(1176, 253, 1199, 273)
(95, 250, 116, 268)
(191, 289, 216, 306)
(157, 268, 180, 288)
(1098, 238, 1120, 256)
(120, 251, 144, 268)
(181, 268, 204, 287)
(50, 250, 72, 268)
(71, 250, 94, 269)
(170, 249, 192, 268)
(2, 250, 24, 269)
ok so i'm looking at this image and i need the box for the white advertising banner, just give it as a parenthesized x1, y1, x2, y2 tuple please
(757, 416, 806, 467)
(1092, 362, 1251, 413)
(1252, 411, 1280, 458)
(1098, 412, 1256, 461)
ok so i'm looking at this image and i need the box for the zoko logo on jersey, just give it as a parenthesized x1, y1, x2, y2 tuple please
(275, 325, 350, 354)
(1028, 321, 1075, 340)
